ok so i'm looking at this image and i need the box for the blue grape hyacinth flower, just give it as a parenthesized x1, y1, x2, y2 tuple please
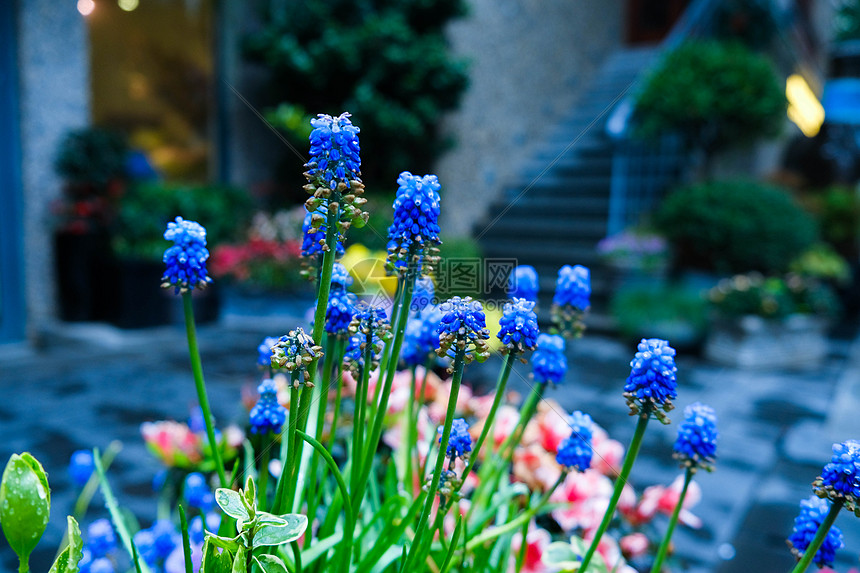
(437, 296, 491, 366)
(556, 411, 593, 473)
(674, 402, 718, 472)
(301, 207, 345, 260)
(86, 518, 116, 559)
(623, 338, 678, 422)
(508, 265, 539, 302)
(343, 302, 390, 376)
(331, 262, 353, 289)
(411, 276, 435, 313)
(787, 496, 844, 567)
(69, 449, 94, 487)
(161, 216, 213, 294)
(257, 336, 279, 368)
(551, 264, 591, 337)
(401, 305, 443, 368)
(270, 328, 323, 386)
(439, 418, 472, 460)
(183, 472, 214, 511)
(497, 297, 540, 355)
(325, 288, 357, 338)
(307, 112, 361, 191)
(249, 379, 287, 435)
(814, 440, 860, 513)
(532, 333, 567, 385)
(386, 171, 442, 275)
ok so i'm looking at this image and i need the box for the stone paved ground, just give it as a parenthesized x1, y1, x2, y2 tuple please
(1, 307, 859, 572)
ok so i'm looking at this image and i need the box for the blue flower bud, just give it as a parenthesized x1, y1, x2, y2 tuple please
(508, 265, 539, 302)
(411, 277, 435, 312)
(787, 496, 844, 567)
(551, 264, 591, 337)
(532, 334, 567, 385)
(556, 411, 593, 472)
(673, 403, 718, 471)
(401, 305, 443, 367)
(814, 440, 860, 512)
(325, 288, 357, 338)
(437, 297, 491, 365)
(69, 449, 94, 487)
(497, 297, 540, 354)
(86, 518, 116, 559)
(623, 338, 678, 422)
(386, 172, 442, 275)
(439, 419, 472, 460)
(161, 216, 212, 294)
(257, 336, 279, 368)
(249, 379, 286, 435)
(307, 113, 361, 191)
(183, 472, 214, 511)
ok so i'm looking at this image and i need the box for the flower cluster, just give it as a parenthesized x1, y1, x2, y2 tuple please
(325, 288, 358, 338)
(331, 262, 353, 289)
(623, 338, 678, 423)
(673, 402, 718, 472)
(161, 216, 213, 294)
(303, 113, 368, 234)
(814, 440, 860, 514)
(532, 334, 567, 385)
(497, 297, 540, 355)
(440, 418, 473, 461)
(386, 171, 442, 276)
(249, 379, 287, 434)
(183, 472, 214, 511)
(257, 336, 279, 368)
(141, 419, 242, 471)
(344, 303, 391, 376)
(556, 411, 594, 473)
(508, 265, 539, 302)
(551, 264, 591, 337)
(210, 238, 303, 291)
(436, 296, 491, 366)
(411, 277, 435, 313)
(68, 449, 94, 487)
(78, 518, 117, 573)
(787, 496, 844, 568)
(301, 207, 346, 260)
(401, 305, 444, 367)
(270, 328, 323, 386)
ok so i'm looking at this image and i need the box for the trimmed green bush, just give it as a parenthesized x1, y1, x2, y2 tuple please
(656, 180, 818, 274)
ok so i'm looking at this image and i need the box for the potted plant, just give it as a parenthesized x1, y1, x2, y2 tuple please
(597, 227, 669, 293)
(704, 272, 840, 368)
(52, 128, 128, 321)
(109, 181, 253, 327)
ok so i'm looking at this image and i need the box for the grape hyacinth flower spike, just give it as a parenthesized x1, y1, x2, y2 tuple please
(436, 296, 491, 368)
(623, 338, 678, 423)
(257, 336, 279, 369)
(300, 207, 346, 280)
(161, 216, 212, 294)
(551, 264, 591, 337)
(531, 333, 568, 385)
(556, 411, 593, 473)
(508, 265, 539, 302)
(386, 171, 442, 277)
(183, 472, 214, 511)
(270, 328, 323, 387)
(674, 402, 718, 472)
(330, 262, 353, 290)
(814, 440, 860, 514)
(249, 378, 287, 434)
(411, 276, 436, 313)
(497, 297, 540, 358)
(325, 288, 358, 341)
(343, 303, 391, 377)
(400, 304, 444, 368)
(69, 449, 95, 487)
(428, 418, 473, 502)
(788, 496, 844, 569)
(303, 112, 368, 233)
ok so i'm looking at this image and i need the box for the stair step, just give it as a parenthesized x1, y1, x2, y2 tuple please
(481, 240, 601, 263)
(480, 218, 608, 239)
(519, 156, 613, 179)
(487, 195, 609, 218)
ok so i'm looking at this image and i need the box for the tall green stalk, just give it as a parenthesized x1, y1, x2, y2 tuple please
(403, 348, 465, 571)
(789, 499, 844, 573)
(650, 467, 692, 573)
(579, 410, 651, 571)
(181, 293, 227, 488)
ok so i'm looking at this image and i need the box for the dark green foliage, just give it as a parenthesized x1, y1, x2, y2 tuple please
(802, 186, 860, 257)
(835, 0, 860, 41)
(114, 181, 254, 260)
(708, 272, 841, 319)
(634, 40, 785, 153)
(243, 0, 469, 187)
(55, 128, 128, 186)
(610, 284, 708, 349)
(656, 180, 818, 274)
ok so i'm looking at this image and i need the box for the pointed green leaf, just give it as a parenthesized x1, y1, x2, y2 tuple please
(242, 477, 256, 517)
(215, 489, 249, 521)
(252, 514, 307, 547)
(256, 512, 288, 525)
(49, 516, 83, 573)
(203, 532, 241, 553)
(231, 544, 247, 573)
(253, 555, 289, 573)
(201, 536, 235, 573)
(0, 453, 51, 560)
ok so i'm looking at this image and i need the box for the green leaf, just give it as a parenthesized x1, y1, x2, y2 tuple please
(541, 541, 580, 570)
(253, 555, 289, 573)
(231, 544, 247, 573)
(242, 476, 256, 517)
(203, 532, 241, 553)
(215, 488, 249, 521)
(49, 516, 83, 573)
(0, 452, 51, 560)
(256, 511, 288, 525)
(252, 514, 307, 547)
(200, 536, 235, 573)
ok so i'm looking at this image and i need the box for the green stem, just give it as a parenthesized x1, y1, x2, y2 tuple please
(463, 352, 515, 482)
(403, 348, 465, 571)
(17, 556, 28, 573)
(579, 411, 651, 572)
(351, 359, 370, 496)
(274, 382, 301, 514)
(291, 540, 303, 573)
(353, 275, 416, 515)
(295, 430, 354, 572)
(178, 505, 194, 573)
(258, 433, 272, 513)
(327, 338, 347, 451)
(182, 293, 227, 488)
(466, 473, 564, 551)
(650, 467, 693, 573)
(404, 365, 417, 491)
(789, 498, 844, 573)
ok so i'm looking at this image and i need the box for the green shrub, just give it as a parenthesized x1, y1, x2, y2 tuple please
(656, 180, 818, 274)
(610, 284, 708, 348)
(55, 127, 128, 186)
(114, 181, 254, 260)
(243, 0, 469, 188)
(708, 272, 841, 319)
(634, 40, 785, 154)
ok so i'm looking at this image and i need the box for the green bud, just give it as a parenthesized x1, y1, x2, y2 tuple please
(0, 452, 51, 562)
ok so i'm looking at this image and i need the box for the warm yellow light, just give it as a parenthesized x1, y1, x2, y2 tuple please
(77, 0, 95, 16)
(118, 0, 139, 11)
(786, 74, 824, 137)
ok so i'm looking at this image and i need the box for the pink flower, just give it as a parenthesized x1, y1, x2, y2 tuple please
(622, 475, 702, 528)
(141, 421, 202, 467)
(550, 469, 614, 534)
(510, 525, 551, 573)
(620, 532, 650, 560)
(591, 425, 624, 476)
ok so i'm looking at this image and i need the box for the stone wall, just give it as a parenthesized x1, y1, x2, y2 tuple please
(17, 1, 90, 334)
(436, 0, 623, 236)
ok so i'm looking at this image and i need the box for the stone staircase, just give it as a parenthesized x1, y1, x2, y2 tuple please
(475, 47, 660, 310)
